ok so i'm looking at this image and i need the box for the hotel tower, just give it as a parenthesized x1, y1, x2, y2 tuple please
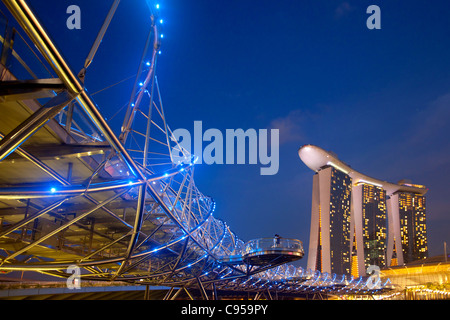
(298, 145, 428, 276)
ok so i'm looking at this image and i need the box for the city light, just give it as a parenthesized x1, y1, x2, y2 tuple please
(0, 0, 443, 302)
(327, 161, 349, 174)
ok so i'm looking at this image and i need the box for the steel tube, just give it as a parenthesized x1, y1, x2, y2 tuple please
(0, 179, 144, 199)
(0, 197, 71, 238)
(0, 91, 73, 161)
(0, 133, 70, 186)
(2, 0, 145, 180)
(1, 187, 131, 263)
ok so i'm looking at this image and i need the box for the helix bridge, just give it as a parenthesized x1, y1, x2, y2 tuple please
(0, 0, 393, 299)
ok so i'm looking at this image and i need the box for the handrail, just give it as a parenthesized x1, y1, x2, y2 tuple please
(243, 237, 304, 256)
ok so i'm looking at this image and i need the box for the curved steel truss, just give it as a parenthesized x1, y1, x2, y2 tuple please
(0, 0, 393, 298)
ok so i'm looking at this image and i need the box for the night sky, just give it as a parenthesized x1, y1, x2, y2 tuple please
(18, 0, 450, 269)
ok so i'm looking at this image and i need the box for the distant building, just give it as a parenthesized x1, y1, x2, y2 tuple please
(308, 166, 352, 275)
(397, 192, 428, 263)
(299, 145, 428, 276)
(347, 183, 388, 277)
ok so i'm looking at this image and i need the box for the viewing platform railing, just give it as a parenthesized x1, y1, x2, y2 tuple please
(243, 238, 304, 256)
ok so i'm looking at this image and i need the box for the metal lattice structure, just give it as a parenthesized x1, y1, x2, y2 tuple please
(0, 0, 393, 299)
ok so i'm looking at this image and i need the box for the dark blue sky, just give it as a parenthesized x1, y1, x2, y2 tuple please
(22, 0, 450, 268)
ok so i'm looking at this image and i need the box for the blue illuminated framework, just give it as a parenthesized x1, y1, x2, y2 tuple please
(0, 1, 393, 299)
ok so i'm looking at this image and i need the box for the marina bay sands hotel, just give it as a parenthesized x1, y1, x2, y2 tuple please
(298, 145, 428, 277)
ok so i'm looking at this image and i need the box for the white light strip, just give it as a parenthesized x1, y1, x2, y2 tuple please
(327, 161, 349, 174)
(357, 179, 383, 188)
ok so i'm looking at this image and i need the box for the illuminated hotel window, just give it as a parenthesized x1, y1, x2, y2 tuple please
(328, 168, 352, 275)
(398, 193, 428, 263)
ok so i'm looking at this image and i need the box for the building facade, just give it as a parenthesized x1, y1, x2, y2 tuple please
(361, 184, 387, 267)
(299, 145, 428, 276)
(398, 192, 428, 263)
(307, 166, 352, 275)
(351, 183, 387, 277)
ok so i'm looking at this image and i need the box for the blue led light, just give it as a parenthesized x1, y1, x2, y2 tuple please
(50, 187, 56, 193)
(146, 61, 151, 66)
(159, 19, 163, 24)
(156, 4, 160, 9)
(160, 34, 164, 39)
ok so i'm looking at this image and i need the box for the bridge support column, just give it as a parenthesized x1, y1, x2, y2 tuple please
(197, 277, 209, 300)
(163, 287, 175, 300)
(266, 288, 273, 300)
(144, 285, 150, 300)
(211, 283, 218, 300)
